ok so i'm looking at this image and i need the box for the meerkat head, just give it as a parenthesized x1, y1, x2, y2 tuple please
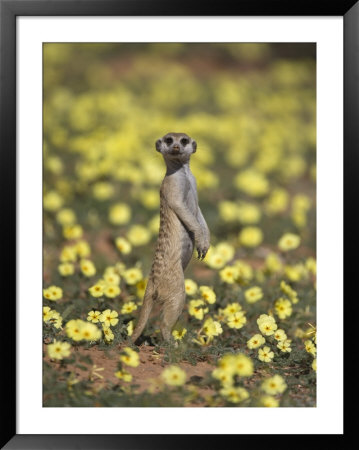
(155, 132, 197, 161)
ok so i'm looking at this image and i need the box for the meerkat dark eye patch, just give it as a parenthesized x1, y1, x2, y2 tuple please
(180, 138, 189, 146)
(165, 137, 173, 145)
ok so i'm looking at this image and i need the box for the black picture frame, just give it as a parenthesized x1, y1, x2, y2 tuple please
(1, 1, 355, 448)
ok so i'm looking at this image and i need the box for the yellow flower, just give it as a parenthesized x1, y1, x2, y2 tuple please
(127, 225, 151, 246)
(104, 285, 121, 298)
(234, 169, 269, 197)
(115, 369, 132, 382)
(43, 306, 53, 322)
(60, 245, 77, 262)
(58, 262, 75, 276)
(212, 367, 234, 387)
(261, 375, 287, 395)
(277, 339, 292, 353)
(80, 322, 102, 341)
(205, 251, 226, 269)
(65, 319, 84, 341)
(104, 272, 120, 286)
(258, 346, 274, 362)
(237, 202, 261, 224)
(278, 233, 301, 251)
(56, 208, 76, 226)
(185, 279, 198, 296)
(284, 263, 306, 282)
(274, 298, 292, 319)
(121, 301, 138, 314)
(136, 278, 147, 299)
(265, 253, 282, 274)
(306, 257, 317, 275)
(115, 237, 132, 255)
(88, 283, 104, 298)
(265, 188, 289, 215)
(80, 259, 96, 277)
(120, 347, 140, 367)
(123, 268, 143, 285)
(87, 310, 101, 323)
(43, 285, 63, 301)
(188, 299, 208, 320)
(244, 286, 263, 303)
(304, 340, 316, 356)
(63, 224, 83, 240)
(44, 191, 63, 211)
(273, 329, 287, 341)
(260, 395, 279, 407)
(222, 302, 242, 317)
(126, 321, 134, 337)
(109, 203, 131, 225)
(232, 353, 254, 376)
(172, 327, 187, 341)
(199, 286, 216, 304)
(75, 240, 91, 258)
(227, 312, 247, 329)
(219, 200, 238, 222)
(161, 365, 186, 386)
(99, 309, 119, 327)
(217, 354, 236, 373)
(312, 358, 317, 371)
(65, 319, 101, 341)
(47, 340, 71, 360)
(93, 181, 114, 200)
(139, 189, 160, 209)
(220, 386, 249, 403)
(239, 226, 263, 248)
(215, 242, 235, 262)
(102, 324, 114, 342)
(49, 311, 63, 329)
(219, 265, 239, 284)
(292, 193, 311, 211)
(247, 333, 265, 349)
(257, 314, 278, 336)
(202, 317, 222, 338)
(234, 260, 253, 282)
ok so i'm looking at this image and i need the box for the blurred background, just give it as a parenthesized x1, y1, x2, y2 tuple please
(43, 43, 316, 282)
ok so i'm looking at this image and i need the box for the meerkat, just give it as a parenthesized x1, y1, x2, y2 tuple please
(130, 132, 210, 343)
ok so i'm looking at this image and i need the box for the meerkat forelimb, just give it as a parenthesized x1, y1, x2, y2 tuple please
(130, 132, 210, 344)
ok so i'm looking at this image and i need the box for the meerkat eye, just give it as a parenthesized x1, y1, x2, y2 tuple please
(165, 137, 173, 145)
(180, 138, 189, 146)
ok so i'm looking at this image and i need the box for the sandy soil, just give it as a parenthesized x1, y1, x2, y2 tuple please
(45, 344, 215, 398)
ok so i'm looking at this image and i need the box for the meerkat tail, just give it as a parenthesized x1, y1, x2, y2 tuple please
(131, 290, 156, 343)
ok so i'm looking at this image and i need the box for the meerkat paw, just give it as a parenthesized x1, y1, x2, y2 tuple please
(197, 248, 209, 260)
(196, 241, 209, 260)
(195, 233, 210, 260)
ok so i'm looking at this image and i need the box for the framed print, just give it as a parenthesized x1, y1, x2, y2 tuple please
(1, 0, 355, 448)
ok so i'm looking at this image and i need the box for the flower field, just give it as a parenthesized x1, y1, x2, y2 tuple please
(43, 43, 316, 407)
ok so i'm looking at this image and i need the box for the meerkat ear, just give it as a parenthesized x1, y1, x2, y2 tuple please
(192, 140, 197, 153)
(155, 139, 162, 152)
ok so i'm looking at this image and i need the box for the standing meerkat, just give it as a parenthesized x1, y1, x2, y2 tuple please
(131, 132, 210, 343)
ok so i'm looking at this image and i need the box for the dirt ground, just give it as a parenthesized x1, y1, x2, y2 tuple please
(45, 344, 215, 397)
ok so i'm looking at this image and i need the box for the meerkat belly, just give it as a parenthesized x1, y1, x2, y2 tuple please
(158, 206, 194, 271)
